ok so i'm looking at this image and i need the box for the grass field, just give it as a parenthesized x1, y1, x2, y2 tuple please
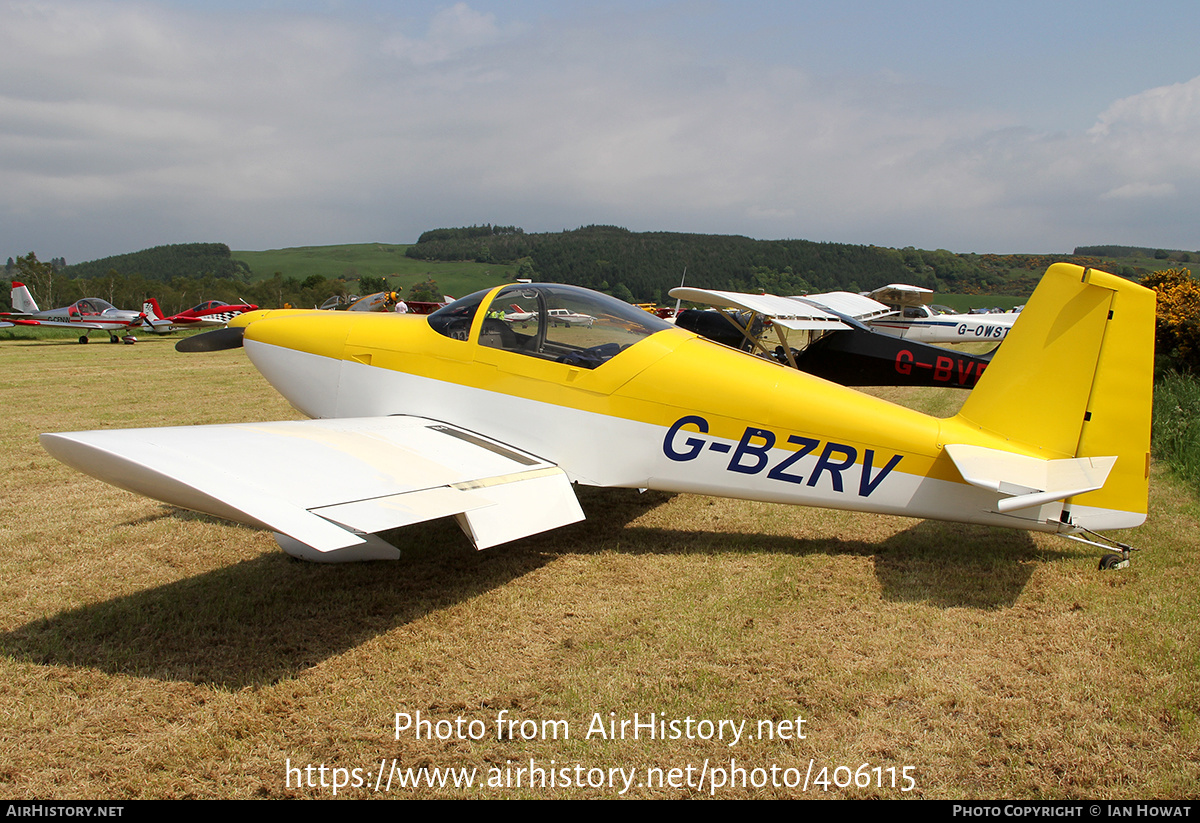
(232, 243, 519, 300)
(0, 336, 1196, 799)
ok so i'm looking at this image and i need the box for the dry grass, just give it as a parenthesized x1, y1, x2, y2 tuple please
(0, 338, 1196, 799)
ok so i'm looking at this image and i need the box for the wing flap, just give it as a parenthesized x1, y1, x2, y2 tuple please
(41, 416, 583, 554)
(312, 486, 493, 534)
(309, 465, 584, 548)
(453, 469, 584, 550)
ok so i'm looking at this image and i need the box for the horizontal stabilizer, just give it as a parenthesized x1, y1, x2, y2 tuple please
(944, 444, 1117, 513)
(41, 416, 584, 555)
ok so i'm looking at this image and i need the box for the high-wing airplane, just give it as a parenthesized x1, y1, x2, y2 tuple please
(670, 287, 993, 389)
(864, 284, 1019, 343)
(141, 298, 259, 332)
(1, 281, 146, 343)
(41, 264, 1152, 569)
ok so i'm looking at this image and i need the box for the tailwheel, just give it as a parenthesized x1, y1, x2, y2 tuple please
(1099, 553, 1129, 571)
(1061, 527, 1137, 571)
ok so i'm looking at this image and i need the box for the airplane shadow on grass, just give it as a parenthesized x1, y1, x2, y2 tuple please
(0, 487, 1068, 688)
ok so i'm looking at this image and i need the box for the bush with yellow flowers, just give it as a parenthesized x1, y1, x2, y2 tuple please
(1142, 267, 1200, 372)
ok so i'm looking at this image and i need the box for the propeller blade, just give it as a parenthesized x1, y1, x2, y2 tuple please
(176, 327, 245, 352)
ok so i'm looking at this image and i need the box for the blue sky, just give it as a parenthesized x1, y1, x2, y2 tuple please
(3, 0, 1199, 263)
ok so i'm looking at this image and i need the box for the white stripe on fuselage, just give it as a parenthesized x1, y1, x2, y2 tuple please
(872, 317, 1014, 343)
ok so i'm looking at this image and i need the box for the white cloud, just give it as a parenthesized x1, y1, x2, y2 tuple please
(1090, 76, 1200, 138)
(382, 2, 513, 65)
(1101, 182, 1177, 201)
(2, 1, 1199, 260)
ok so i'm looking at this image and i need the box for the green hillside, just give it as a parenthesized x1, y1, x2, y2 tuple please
(64, 243, 250, 282)
(402, 225, 1182, 303)
(231, 243, 519, 300)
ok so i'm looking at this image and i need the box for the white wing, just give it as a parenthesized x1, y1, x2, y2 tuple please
(865, 283, 934, 308)
(668, 287, 850, 331)
(41, 416, 584, 560)
(670, 287, 898, 328)
(793, 291, 896, 323)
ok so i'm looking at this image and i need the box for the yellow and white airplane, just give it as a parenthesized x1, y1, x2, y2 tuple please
(41, 263, 1153, 568)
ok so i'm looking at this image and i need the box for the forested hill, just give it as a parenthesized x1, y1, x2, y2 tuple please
(408, 225, 912, 299)
(63, 243, 251, 282)
(406, 224, 1113, 301)
(1074, 244, 1198, 260)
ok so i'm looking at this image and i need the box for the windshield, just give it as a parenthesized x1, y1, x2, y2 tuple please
(429, 283, 672, 368)
(74, 298, 117, 314)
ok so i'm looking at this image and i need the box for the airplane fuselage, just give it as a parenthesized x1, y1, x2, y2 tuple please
(870, 310, 1017, 343)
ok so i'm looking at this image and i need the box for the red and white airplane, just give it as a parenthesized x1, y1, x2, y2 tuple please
(141, 298, 258, 331)
(1, 281, 146, 344)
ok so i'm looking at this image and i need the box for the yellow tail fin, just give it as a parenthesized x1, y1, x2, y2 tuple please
(953, 263, 1154, 527)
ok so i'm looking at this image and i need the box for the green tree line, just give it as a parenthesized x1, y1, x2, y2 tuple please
(407, 225, 1143, 302)
(61, 243, 251, 282)
(5, 232, 1167, 316)
(3, 252, 348, 315)
(1074, 244, 1198, 261)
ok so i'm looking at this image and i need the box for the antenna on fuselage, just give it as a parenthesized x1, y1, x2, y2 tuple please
(673, 267, 687, 318)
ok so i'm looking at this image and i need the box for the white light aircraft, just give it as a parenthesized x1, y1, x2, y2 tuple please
(864, 283, 1019, 343)
(41, 264, 1152, 569)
